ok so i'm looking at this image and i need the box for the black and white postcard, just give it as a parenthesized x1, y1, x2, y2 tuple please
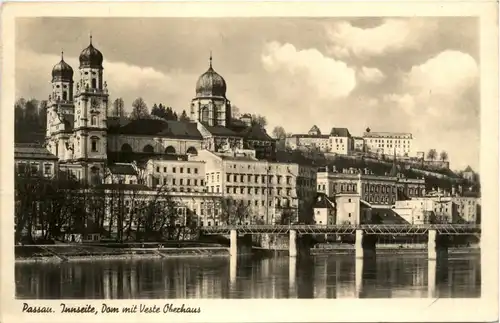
(0, 1, 498, 323)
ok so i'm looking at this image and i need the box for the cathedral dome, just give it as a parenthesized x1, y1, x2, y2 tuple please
(195, 55, 227, 98)
(52, 53, 74, 82)
(79, 36, 104, 68)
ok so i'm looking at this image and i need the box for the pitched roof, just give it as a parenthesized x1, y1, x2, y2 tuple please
(329, 127, 351, 137)
(464, 165, 474, 172)
(313, 193, 335, 209)
(108, 163, 137, 175)
(308, 125, 321, 134)
(237, 124, 273, 141)
(108, 119, 203, 139)
(15, 144, 58, 160)
(202, 124, 242, 137)
(371, 208, 409, 224)
(218, 153, 258, 162)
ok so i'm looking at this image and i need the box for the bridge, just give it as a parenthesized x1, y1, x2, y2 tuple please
(200, 224, 481, 235)
(199, 224, 481, 260)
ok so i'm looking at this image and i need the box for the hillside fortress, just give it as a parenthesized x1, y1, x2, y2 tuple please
(46, 36, 275, 184)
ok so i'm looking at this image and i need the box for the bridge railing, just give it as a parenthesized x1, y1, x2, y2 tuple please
(199, 224, 480, 230)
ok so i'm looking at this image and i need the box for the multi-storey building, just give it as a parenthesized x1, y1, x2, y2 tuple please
(286, 125, 353, 155)
(192, 149, 317, 224)
(316, 167, 425, 207)
(145, 157, 206, 193)
(15, 143, 58, 178)
(363, 127, 413, 157)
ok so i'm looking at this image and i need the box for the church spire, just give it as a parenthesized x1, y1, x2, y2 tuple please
(209, 50, 213, 69)
(90, 32, 93, 45)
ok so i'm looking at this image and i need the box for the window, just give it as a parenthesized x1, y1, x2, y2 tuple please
(187, 179, 191, 186)
(91, 138, 98, 152)
(180, 168, 184, 173)
(187, 168, 191, 174)
(194, 168, 198, 174)
(156, 166, 160, 172)
(91, 78, 97, 89)
(180, 179, 183, 185)
(163, 178, 167, 185)
(44, 164, 52, 175)
(227, 174, 231, 182)
(91, 116, 97, 126)
(194, 179, 198, 186)
(30, 164, 38, 175)
(173, 167, 176, 173)
(348, 198, 351, 203)
(62, 91, 67, 101)
(173, 179, 176, 185)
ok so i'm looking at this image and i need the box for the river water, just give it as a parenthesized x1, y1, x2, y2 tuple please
(16, 253, 480, 299)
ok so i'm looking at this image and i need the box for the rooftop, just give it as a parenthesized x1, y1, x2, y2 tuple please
(107, 163, 137, 176)
(108, 119, 203, 139)
(15, 144, 58, 160)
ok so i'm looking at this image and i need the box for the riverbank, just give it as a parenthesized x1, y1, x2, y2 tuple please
(15, 244, 229, 263)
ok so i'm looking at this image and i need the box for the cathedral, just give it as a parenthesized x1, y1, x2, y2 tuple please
(45, 36, 276, 183)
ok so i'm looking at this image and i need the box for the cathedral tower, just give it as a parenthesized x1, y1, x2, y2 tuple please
(72, 35, 109, 183)
(190, 53, 232, 127)
(46, 52, 74, 160)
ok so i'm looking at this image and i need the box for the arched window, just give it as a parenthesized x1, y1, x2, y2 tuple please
(165, 146, 176, 155)
(90, 136, 99, 152)
(201, 106, 209, 122)
(91, 78, 97, 89)
(186, 147, 198, 155)
(62, 91, 67, 101)
(121, 143, 132, 152)
(91, 115, 97, 126)
(143, 145, 154, 153)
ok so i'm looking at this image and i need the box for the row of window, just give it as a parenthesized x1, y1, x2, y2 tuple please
(225, 173, 293, 185)
(155, 166, 200, 174)
(154, 177, 205, 187)
(17, 162, 53, 176)
(224, 186, 293, 196)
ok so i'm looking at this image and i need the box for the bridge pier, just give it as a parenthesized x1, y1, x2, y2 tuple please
(229, 229, 253, 256)
(428, 229, 449, 260)
(355, 229, 376, 259)
(289, 229, 297, 257)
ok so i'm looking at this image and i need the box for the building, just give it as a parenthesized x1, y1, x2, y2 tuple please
(316, 166, 425, 208)
(352, 137, 364, 152)
(145, 157, 206, 193)
(363, 127, 413, 157)
(286, 125, 353, 155)
(44, 37, 276, 185)
(15, 143, 58, 178)
(190, 149, 317, 224)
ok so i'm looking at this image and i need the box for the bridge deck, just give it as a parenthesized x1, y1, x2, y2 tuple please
(200, 224, 481, 235)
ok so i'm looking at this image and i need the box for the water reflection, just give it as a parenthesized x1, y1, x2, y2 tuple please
(16, 254, 480, 299)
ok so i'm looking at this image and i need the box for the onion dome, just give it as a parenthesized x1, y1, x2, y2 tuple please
(52, 52, 74, 82)
(79, 35, 104, 68)
(195, 53, 227, 98)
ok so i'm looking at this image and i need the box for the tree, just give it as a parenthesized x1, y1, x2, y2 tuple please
(219, 197, 251, 225)
(129, 97, 149, 120)
(272, 126, 287, 139)
(426, 149, 437, 161)
(439, 151, 449, 162)
(251, 114, 267, 128)
(179, 110, 190, 122)
(112, 98, 126, 117)
(231, 105, 241, 118)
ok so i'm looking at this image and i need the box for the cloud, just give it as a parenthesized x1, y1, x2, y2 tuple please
(261, 41, 356, 100)
(405, 50, 479, 96)
(15, 49, 196, 112)
(381, 50, 480, 170)
(358, 67, 385, 84)
(327, 19, 438, 59)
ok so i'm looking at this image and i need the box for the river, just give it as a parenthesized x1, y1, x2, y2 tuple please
(16, 253, 480, 299)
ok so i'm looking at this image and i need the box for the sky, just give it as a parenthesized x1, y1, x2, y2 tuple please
(15, 17, 480, 171)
